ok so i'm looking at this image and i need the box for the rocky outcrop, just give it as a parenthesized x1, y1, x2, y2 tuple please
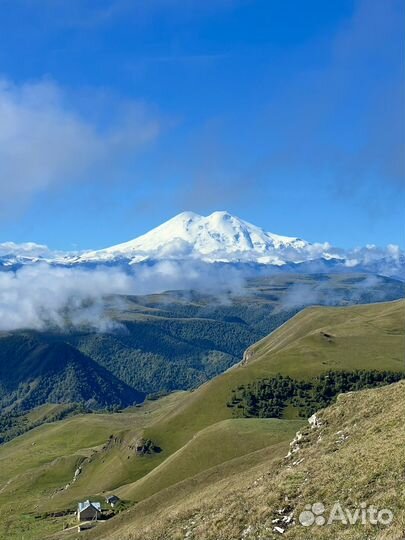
(133, 438, 161, 456)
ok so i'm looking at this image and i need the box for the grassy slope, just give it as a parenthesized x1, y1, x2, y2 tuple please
(0, 393, 187, 540)
(88, 299, 404, 527)
(117, 418, 303, 502)
(1, 300, 403, 540)
(103, 380, 405, 540)
(0, 403, 76, 443)
(83, 440, 296, 540)
(134, 300, 404, 477)
(25, 404, 72, 423)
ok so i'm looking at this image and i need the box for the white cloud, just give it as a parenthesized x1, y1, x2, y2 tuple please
(0, 261, 248, 332)
(279, 274, 388, 310)
(0, 265, 135, 332)
(0, 244, 403, 333)
(0, 241, 51, 258)
(0, 78, 160, 216)
(130, 259, 247, 295)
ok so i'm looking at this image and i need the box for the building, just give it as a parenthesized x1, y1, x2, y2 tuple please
(77, 500, 102, 521)
(106, 495, 120, 507)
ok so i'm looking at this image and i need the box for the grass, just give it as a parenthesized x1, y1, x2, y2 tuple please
(0, 392, 187, 540)
(25, 404, 72, 423)
(137, 299, 405, 468)
(92, 380, 405, 540)
(82, 439, 296, 540)
(1, 299, 404, 540)
(117, 418, 303, 502)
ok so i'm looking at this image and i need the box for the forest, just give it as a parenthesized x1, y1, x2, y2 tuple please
(228, 370, 405, 418)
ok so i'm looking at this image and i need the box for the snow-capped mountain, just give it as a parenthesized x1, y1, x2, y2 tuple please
(0, 211, 403, 279)
(75, 211, 336, 265)
(0, 241, 72, 269)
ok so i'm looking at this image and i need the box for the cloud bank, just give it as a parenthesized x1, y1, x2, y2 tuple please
(0, 242, 52, 258)
(279, 275, 387, 311)
(0, 253, 402, 333)
(0, 265, 135, 332)
(0, 262, 248, 332)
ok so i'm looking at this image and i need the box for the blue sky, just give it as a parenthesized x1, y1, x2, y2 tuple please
(0, 0, 403, 250)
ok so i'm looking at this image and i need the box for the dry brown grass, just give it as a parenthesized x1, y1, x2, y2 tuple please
(89, 381, 405, 540)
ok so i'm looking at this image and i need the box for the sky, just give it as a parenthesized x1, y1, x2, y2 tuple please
(0, 0, 403, 251)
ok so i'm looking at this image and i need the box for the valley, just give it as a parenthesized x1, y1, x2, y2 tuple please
(0, 273, 403, 425)
(0, 298, 403, 539)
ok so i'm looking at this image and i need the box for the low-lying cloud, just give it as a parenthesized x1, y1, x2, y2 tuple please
(0, 265, 135, 332)
(279, 275, 387, 310)
(0, 255, 402, 333)
(0, 262, 248, 332)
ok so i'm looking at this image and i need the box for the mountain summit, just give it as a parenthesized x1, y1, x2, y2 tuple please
(1, 211, 403, 278)
(79, 211, 327, 265)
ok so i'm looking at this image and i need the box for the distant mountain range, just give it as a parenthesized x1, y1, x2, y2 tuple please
(1, 211, 404, 278)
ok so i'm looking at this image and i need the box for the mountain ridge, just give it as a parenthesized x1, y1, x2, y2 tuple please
(0, 211, 403, 278)
(0, 334, 145, 411)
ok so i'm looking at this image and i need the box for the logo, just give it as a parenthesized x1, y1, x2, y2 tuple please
(299, 502, 393, 527)
(299, 502, 326, 526)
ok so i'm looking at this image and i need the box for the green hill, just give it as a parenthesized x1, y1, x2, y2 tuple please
(51, 273, 405, 394)
(134, 300, 404, 476)
(0, 299, 403, 540)
(117, 418, 303, 503)
(0, 403, 81, 443)
(100, 380, 405, 540)
(0, 334, 145, 412)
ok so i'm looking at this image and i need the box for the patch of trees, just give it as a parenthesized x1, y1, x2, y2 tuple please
(228, 370, 405, 419)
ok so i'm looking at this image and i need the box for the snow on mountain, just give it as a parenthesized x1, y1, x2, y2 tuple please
(0, 211, 403, 279)
(0, 241, 73, 268)
(0, 241, 50, 258)
(77, 211, 333, 265)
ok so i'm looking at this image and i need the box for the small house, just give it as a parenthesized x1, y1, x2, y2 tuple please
(106, 495, 120, 507)
(77, 500, 102, 521)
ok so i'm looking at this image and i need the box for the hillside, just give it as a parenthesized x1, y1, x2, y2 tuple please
(97, 380, 405, 540)
(0, 393, 187, 540)
(0, 334, 144, 412)
(132, 299, 405, 481)
(0, 273, 402, 418)
(0, 300, 403, 540)
(61, 273, 405, 395)
(0, 403, 82, 444)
